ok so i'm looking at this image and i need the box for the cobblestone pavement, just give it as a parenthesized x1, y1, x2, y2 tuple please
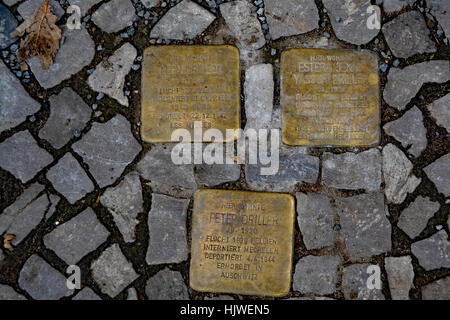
(0, 0, 449, 300)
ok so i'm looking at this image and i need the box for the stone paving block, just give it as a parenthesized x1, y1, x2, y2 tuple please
(411, 230, 450, 271)
(383, 0, 410, 13)
(68, 0, 103, 16)
(92, 0, 136, 33)
(244, 64, 274, 131)
(0, 284, 26, 300)
(383, 143, 421, 204)
(0, 4, 18, 49)
(293, 255, 340, 295)
(423, 153, 450, 197)
(100, 172, 142, 243)
(19, 254, 73, 300)
(383, 60, 450, 110)
(88, 43, 137, 107)
(383, 106, 427, 157)
(220, 0, 265, 50)
(336, 193, 391, 259)
(137, 144, 196, 198)
(140, 0, 160, 9)
(145, 268, 189, 300)
(46, 194, 60, 221)
(427, 94, 450, 132)
(146, 194, 189, 265)
(150, 0, 215, 40)
(0, 61, 41, 134)
(3, 0, 20, 6)
(72, 287, 101, 300)
(322, 149, 382, 191)
(342, 264, 385, 300)
(72, 115, 142, 188)
(422, 277, 450, 300)
(18, 0, 64, 21)
(91, 244, 139, 298)
(39, 88, 91, 149)
(127, 287, 138, 300)
(264, 0, 319, 40)
(426, 0, 450, 39)
(46, 153, 94, 204)
(397, 196, 440, 239)
(195, 164, 240, 187)
(44, 208, 109, 265)
(0, 131, 53, 183)
(245, 149, 319, 193)
(28, 27, 95, 89)
(385, 256, 414, 300)
(296, 193, 334, 250)
(322, 0, 380, 45)
(382, 11, 436, 58)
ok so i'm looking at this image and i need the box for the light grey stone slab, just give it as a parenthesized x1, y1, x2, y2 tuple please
(427, 94, 450, 132)
(3, 0, 21, 6)
(28, 27, 95, 89)
(336, 193, 391, 259)
(382, 11, 436, 58)
(100, 172, 142, 243)
(68, 0, 103, 16)
(140, 0, 160, 9)
(422, 277, 450, 300)
(19, 254, 73, 300)
(322, 149, 382, 191)
(411, 230, 450, 271)
(342, 264, 385, 300)
(220, 0, 265, 50)
(264, 0, 319, 40)
(383, 60, 450, 110)
(293, 255, 340, 295)
(0, 131, 53, 183)
(44, 208, 109, 265)
(72, 115, 142, 188)
(0, 60, 40, 134)
(426, 0, 450, 39)
(146, 194, 189, 265)
(423, 153, 450, 197)
(73, 287, 101, 300)
(296, 193, 334, 250)
(145, 268, 189, 300)
(322, 0, 380, 45)
(385, 256, 414, 300)
(127, 287, 138, 300)
(88, 43, 137, 106)
(0, 284, 26, 300)
(398, 196, 440, 239)
(150, 0, 215, 40)
(137, 144, 196, 198)
(18, 0, 64, 21)
(383, 0, 409, 13)
(383, 143, 421, 204)
(244, 64, 274, 131)
(91, 244, 139, 298)
(39, 88, 91, 149)
(383, 106, 427, 157)
(46, 153, 94, 204)
(0, 4, 18, 49)
(92, 0, 136, 33)
(195, 164, 241, 187)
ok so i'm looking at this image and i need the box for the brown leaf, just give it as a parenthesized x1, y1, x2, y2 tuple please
(10, 0, 62, 70)
(4, 234, 16, 249)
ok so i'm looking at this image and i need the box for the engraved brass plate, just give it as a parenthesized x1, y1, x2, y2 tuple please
(190, 190, 295, 297)
(281, 48, 380, 146)
(141, 45, 240, 142)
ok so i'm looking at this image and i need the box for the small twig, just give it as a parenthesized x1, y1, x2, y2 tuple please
(35, 0, 49, 42)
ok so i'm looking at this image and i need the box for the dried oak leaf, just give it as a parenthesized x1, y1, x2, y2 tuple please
(4, 234, 16, 249)
(10, 2, 62, 70)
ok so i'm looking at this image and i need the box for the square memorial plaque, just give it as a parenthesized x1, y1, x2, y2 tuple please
(141, 45, 240, 142)
(281, 48, 380, 146)
(190, 190, 295, 297)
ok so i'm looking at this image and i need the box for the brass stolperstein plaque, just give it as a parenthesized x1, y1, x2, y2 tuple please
(190, 190, 295, 297)
(141, 45, 240, 142)
(281, 48, 380, 146)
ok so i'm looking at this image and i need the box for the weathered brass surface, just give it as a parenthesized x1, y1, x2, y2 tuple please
(281, 48, 380, 146)
(190, 189, 295, 297)
(141, 45, 240, 142)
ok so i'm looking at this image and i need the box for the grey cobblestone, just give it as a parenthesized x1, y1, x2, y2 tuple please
(411, 230, 450, 271)
(397, 196, 440, 239)
(145, 268, 189, 300)
(342, 264, 385, 300)
(92, 0, 136, 33)
(423, 153, 450, 197)
(427, 94, 450, 132)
